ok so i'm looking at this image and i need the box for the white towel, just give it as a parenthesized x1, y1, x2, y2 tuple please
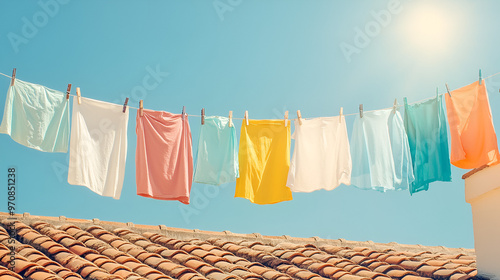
(68, 97, 129, 199)
(287, 116, 352, 192)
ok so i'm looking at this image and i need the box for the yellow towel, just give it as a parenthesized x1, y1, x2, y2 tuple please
(235, 119, 293, 204)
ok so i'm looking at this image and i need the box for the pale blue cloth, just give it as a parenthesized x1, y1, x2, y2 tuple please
(404, 95, 451, 194)
(193, 116, 239, 185)
(0, 79, 70, 152)
(350, 109, 414, 192)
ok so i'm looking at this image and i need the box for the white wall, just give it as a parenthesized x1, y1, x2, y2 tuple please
(465, 164, 500, 279)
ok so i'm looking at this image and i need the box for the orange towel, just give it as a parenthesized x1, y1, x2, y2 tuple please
(445, 80, 499, 169)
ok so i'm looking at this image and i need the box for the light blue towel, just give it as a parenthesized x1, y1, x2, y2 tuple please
(193, 116, 239, 185)
(350, 109, 414, 192)
(404, 95, 451, 194)
(0, 79, 70, 152)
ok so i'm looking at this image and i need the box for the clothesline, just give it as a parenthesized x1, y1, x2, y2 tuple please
(1, 70, 499, 121)
(1, 68, 499, 202)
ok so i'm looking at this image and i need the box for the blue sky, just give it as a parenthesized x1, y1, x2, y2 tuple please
(2, 0, 500, 249)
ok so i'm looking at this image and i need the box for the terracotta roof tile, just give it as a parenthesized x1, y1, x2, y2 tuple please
(358, 258, 378, 267)
(424, 260, 450, 267)
(317, 265, 346, 277)
(294, 270, 321, 280)
(372, 265, 405, 275)
(8, 257, 39, 275)
(449, 273, 473, 280)
(349, 255, 370, 265)
(415, 265, 440, 278)
(399, 261, 425, 271)
(262, 270, 290, 280)
(432, 268, 463, 279)
(0, 266, 24, 280)
(354, 270, 386, 279)
(0, 213, 480, 280)
(455, 266, 476, 274)
(384, 256, 408, 265)
(248, 264, 270, 275)
(337, 274, 370, 280)
(367, 261, 386, 271)
(400, 276, 432, 280)
(319, 245, 347, 255)
(467, 270, 477, 277)
(385, 269, 417, 279)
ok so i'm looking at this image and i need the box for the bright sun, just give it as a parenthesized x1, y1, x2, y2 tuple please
(402, 3, 454, 55)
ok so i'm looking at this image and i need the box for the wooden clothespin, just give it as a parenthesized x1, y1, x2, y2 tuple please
(359, 104, 363, 118)
(228, 111, 233, 127)
(201, 108, 205, 125)
(296, 110, 303, 125)
(445, 83, 452, 97)
(182, 106, 186, 120)
(284, 111, 289, 127)
(122, 97, 129, 113)
(66, 84, 72, 100)
(10, 68, 16, 86)
(244, 111, 249, 125)
(339, 107, 343, 123)
(479, 69, 482, 85)
(393, 99, 398, 114)
(139, 100, 144, 117)
(76, 87, 82, 104)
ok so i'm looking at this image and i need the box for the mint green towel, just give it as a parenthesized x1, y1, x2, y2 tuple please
(0, 79, 70, 152)
(193, 116, 239, 185)
(404, 95, 452, 194)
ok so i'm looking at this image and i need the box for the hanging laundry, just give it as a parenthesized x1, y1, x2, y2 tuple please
(235, 119, 293, 204)
(404, 95, 452, 194)
(136, 110, 193, 204)
(193, 116, 239, 186)
(350, 109, 414, 192)
(286, 116, 351, 192)
(445, 80, 499, 169)
(0, 79, 70, 152)
(67, 97, 129, 199)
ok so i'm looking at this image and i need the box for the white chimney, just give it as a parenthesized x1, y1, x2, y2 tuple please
(464, 163, 500, 279)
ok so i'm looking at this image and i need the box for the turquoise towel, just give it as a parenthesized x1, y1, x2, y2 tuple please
(404, 95, 452, 194)
(0, 79, 70, 152)
(193, 116, 239, 185)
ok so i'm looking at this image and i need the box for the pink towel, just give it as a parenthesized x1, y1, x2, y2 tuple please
(136, 109, 193, 204)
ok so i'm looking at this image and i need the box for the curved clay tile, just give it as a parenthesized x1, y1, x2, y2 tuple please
(385, 269, 418, 278)
(373, 264, 406, 274)
(398, 260, 426, 271)
(318, 245, 348, 255)
(5, 258, 39, 275)
(0, 265, 23, 280)
(384, 255, 408, 265)
(198, 264, 223, 276)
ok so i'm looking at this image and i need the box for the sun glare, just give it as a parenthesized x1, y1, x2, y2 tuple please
(403, 3, 454, 55)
